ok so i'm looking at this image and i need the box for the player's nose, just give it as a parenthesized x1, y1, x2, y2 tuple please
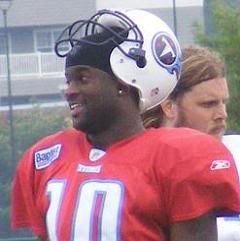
(215, 103, 228, 120)
(64, 82, 79, 101)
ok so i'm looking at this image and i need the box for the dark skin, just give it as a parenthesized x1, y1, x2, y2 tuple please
(37, 65, 218, 241)
(170, 211, 218, 241)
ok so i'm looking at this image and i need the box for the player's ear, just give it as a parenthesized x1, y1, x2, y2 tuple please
(116, 82, 133, 97)
(160, 99, 177, 120)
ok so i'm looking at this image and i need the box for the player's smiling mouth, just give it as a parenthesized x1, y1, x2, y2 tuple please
(69, 103, 82, 110)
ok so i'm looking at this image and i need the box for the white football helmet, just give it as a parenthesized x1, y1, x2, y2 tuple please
(55, 9, 182, 112)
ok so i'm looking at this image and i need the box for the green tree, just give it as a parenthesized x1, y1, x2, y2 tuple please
(194, 0, 240, 130)
(0, 106, 70, 238)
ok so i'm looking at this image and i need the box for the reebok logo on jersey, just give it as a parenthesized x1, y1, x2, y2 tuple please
(210, 160, 230, 170)
(34, 144, 62, 170)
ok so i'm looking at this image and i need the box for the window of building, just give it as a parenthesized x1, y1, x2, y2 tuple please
(35, 29, 69, 53)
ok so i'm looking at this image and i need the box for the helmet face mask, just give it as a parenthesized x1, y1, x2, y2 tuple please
(55, 9, 182, 112)
(55, 9, 145, 62)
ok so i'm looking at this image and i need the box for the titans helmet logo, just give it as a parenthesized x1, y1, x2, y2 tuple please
(152, 32, 181, 78)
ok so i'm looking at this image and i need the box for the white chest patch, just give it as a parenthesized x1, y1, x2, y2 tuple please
(34, 144, 62, 170)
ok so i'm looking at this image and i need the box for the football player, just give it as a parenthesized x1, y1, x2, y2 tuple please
(12, 10, 240, 241)
(143, 46, 240, 241)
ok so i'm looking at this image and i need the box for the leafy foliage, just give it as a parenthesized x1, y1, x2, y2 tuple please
(0, 106, 70, 237)
(194, 0, 240, 130)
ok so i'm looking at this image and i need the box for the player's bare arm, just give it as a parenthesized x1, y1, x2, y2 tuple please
(170, 211, 217, 241)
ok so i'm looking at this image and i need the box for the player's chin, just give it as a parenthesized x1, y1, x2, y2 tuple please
(72, 118, 85, 131)
(73, 117, 94, 133)
(209, 128, 225, 140)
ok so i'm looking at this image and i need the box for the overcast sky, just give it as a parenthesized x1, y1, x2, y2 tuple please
(97, 0, 204, 9)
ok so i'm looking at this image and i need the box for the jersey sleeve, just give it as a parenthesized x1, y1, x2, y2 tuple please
(11, 148, 48, 239)
(157, 133, 240, 223)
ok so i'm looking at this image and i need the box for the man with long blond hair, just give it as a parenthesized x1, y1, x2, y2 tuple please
(143, 45, 240, 241)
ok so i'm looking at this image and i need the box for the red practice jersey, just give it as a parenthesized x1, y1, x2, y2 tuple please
(11, 128, 240, 241)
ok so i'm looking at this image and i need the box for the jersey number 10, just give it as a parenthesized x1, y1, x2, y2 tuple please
(46, 179, 124, 241)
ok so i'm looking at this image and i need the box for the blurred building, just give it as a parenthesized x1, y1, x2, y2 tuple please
(0, 0, 203, 108)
